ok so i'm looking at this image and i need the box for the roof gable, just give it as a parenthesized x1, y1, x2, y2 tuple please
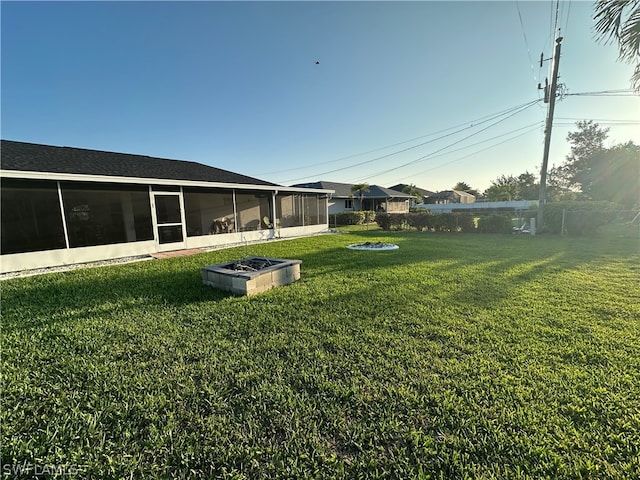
(1, 140, 277, 187)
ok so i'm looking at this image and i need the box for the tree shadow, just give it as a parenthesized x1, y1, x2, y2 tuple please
(2, 230, 631, 334)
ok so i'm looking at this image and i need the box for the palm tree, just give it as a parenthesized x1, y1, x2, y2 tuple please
(350, 183, 370, 211)
(594, 0, 640, 91)
(402, 184, 423, 205)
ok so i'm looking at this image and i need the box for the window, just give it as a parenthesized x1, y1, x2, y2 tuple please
(1, 179, 66, 254)
(183, 188, 235, 236)
(345, 199, 353, 209)
(317, 195, 328, 224)
(60, 182, 153, 247)
(304, 194, 327, 225)
(276, 194, 303, 227)
(235, 191, 271, 231)
(276, 194, 326, 227)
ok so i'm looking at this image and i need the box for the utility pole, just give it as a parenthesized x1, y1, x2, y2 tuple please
(537, 34, 563, 231)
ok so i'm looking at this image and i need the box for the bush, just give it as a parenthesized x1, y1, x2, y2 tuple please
(375, 212, 392, 230)
(407, 212, 433, 231)
(381, 211, 476, 233)
(364, 210, 377, 224)
(476, 215, 513, 234)
(543, 201, 621, 235)
(375, 213, 409, 231)
(333, 211, 365, 226)
(432, 213, 456, 232)
(457, 213, 476, 233)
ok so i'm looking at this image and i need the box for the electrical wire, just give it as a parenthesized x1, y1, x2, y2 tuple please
(266, 99, 544, 178)
(515, 0, 538, 86)
(276, 99, 541, 184)
(554, 122, 640, 126)
(367, 122, 543, 184)
(565, 89, 638, 97)
(562, 0, 572, 39)
(386, 123, 543, 185)
(348, 101, 540, 184)
(555, 117, 639, 121)
(554, 117, 640, 126)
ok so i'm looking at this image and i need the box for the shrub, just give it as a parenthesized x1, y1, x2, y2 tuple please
(435, 213, 455, 232)
(457, 213, 476, 233)
(333, 211, 366, 226)
(476, 215, 513, 234)
(543, 201, 621, 235)
(375, 212, 392, 230)
(375, 213, 409, 231)
(407, 212, 432, 231)
(380, 211, 477, 233)
(364, 210, 377, 224)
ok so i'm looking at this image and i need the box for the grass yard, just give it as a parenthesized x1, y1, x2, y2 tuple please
(2, 227, 639, 479)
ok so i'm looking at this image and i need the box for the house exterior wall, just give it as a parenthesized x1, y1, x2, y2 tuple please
(328, 199, 353, 215)
(327, 198, 410, 214)
(386, 199, 410, 213)
(0, 177, 329, 274)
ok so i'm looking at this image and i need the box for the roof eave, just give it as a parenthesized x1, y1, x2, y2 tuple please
(0, 170, 334, 194)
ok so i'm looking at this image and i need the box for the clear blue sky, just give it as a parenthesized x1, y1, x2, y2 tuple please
(2, 1, 638, 192)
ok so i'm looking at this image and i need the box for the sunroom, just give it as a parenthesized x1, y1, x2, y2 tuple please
(1, 140, 331, 274)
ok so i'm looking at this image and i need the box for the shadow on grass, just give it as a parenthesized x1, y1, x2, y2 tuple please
(3, 231, 634, 334)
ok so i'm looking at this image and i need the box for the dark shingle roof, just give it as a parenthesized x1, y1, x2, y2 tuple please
(292, 181, 353, 197)
(1, 140, 278, 187)
(292, 181, 414, 199)
(388, 184, 437, 197)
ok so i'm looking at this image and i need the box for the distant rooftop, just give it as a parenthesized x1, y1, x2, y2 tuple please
(292, 181, 414, 199)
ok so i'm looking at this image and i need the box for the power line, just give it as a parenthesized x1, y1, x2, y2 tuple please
(376, 122, 543, 183)
(515, 0, 537, 86)
(556, 117, 640, 121)
(266, 99, 543, 179)
(562, 0, 572, 39)
(386, 123, 543, 186)
(565, 89, 637, 97)
(383, 123, 543, 185)
(349, 101, 540, 184)
(554, 122, 640, 127)
(276, 99, 541, 184)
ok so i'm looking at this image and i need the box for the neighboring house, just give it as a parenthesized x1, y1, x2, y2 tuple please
(424, 190, 476, 205)
(388, 184, 437, 205)
(292, 181, 414, 214)
(0, 140, 333, 274)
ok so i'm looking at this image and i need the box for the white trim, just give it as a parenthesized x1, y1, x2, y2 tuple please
(232, 190, 238, 229)
(151, 191, 187, 252)
(56, 181, 70, 248)
(0, 241, 157, 274)
(0, 225, 329, 274)
(0, 169, 333, 195)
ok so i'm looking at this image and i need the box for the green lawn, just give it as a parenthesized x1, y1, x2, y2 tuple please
(2, 228, 639, 479)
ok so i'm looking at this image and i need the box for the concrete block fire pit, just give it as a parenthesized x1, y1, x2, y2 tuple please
(202, 256, 301, 296)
